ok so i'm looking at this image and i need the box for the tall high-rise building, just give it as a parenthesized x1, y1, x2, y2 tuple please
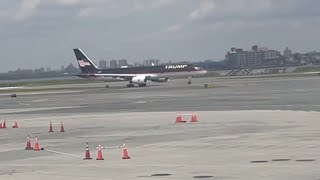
(143, 59, 160, 66)
(118, 59, 128, 67)
(133, 62, 142, 67)
(284, 47, 292, 58)
(99, 60, 107, 69)
(109, 60, 118, 68)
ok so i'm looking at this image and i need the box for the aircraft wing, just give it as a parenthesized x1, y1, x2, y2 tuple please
(77, 73, 148, 80)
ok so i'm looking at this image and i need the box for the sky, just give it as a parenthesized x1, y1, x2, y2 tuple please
(0, 0, 320, 72)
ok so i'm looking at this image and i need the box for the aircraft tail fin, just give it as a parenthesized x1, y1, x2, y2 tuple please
(73, 48, 100, 74)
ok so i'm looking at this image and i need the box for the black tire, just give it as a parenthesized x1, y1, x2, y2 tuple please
(138, 84, 146, 87)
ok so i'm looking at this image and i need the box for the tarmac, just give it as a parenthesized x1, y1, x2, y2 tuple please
(0, 76, 320, 180)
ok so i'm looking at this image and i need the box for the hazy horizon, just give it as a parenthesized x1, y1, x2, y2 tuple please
(1, 0, 320, 72)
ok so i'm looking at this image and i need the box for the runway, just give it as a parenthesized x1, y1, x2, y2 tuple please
(1, 76, 320, 115)
(0, 76, 320, 180)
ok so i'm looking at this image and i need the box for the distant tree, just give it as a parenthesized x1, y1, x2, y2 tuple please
(34, 67, 45, 73)
(64, 63, 79, 73)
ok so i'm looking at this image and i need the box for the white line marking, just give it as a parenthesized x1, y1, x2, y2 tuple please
(96, 146, 122, 149)
(44, 149, 82, 158)
(31, 99, 48, 103)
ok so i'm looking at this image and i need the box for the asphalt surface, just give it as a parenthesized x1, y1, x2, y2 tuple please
(0, 76, 319, 180)
(1, 76, 320, 115)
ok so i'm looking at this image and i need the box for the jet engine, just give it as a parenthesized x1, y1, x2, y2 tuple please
(150, 77, 169, 83)
(131, 76, 148, 84)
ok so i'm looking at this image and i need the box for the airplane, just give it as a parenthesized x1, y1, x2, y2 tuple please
(73, 48, 207, 87)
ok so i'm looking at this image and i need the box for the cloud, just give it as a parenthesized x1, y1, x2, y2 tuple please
(166, 25, 181, 33)
(1, 0, 320, 72)
(151, 0, 174, 8)
(55, 0, 82, 5)
(14, 0, 41, 21)
(189, 0, 320, 23)
(78, 7, 103, 17)
(49, 0, 175, 18)
(13, 0, 112, 20)
(121, 24, 182, 44)
(10, 0, 177, 22)
(136, 24, 184, 42)
(189, 0, 273, 22)
(189, 0, 215, 21)
(52, 0, 108, 6)
(129, 0, 175, 13)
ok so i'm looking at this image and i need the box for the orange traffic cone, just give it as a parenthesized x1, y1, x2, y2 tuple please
(12, 121, 18, 128)
(175, 113, 184, 123)
(190, 113, 198, 123)
(48, 121, 54, 133)
(122, 143, 130, 159)
(25, 135, 33, 150)
(83, 143, 92, 160)
(33, 137, 41, 151)
(96, 144, 104, 160)
(60, 121, 65, 132)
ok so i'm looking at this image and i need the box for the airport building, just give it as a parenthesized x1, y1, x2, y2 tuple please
(225, 45, 283, 69)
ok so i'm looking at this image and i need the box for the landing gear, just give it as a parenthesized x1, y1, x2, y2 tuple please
(105, 84, 109, 88)
(126, 81, 147, 88)
(187, 76, 193, 85)
(138, 84, 147, 87)
(126, 83, 135, 88)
